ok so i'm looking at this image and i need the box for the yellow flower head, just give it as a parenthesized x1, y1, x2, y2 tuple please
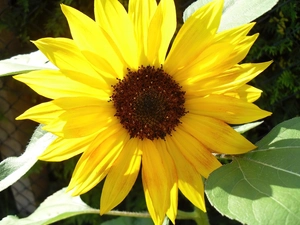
(14, 0, 272, 224)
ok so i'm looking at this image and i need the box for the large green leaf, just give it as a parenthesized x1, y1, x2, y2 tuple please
(0, 125, 56, 192)
(0, 187, 162, 225)
(206, 117, 300, 225)
(0, 188, 99, 225)
(0, 51, 56, 77)
(183, 0, 279, 32)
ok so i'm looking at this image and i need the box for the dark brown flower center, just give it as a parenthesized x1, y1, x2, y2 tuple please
(110, 65, 187, 140)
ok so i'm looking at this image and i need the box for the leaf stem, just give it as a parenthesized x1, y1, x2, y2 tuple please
(105, 210, 150, 218)
(177, 208, 210, 225)
(194, 208, 210, 225)
(104, 208, 210, 225)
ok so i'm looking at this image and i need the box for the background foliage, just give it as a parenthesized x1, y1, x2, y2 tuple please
(245, 0, 300, 142)
(0, 0, 299, 224)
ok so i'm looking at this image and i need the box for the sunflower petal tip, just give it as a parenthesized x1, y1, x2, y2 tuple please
(167, 214, 176, 225)
(266, 111, 272, 116)
(12, 74, 21, 80)
(65, 186, 72, 192)
(99, 207, 110, 216)
(15, 115, 23, 120)
(99, 199, 111, 215)
(60, 3, 69, 12)
(38, 152, 50, 161)
(66, 186, 81, 197)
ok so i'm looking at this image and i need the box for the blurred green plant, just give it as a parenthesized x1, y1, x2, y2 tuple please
(246, 0, 300, 139)
(0, 0, 95, 41)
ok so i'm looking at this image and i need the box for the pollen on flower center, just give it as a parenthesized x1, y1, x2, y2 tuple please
(110, 66, 187, 140)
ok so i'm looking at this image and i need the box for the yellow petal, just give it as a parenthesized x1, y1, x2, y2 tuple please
(185, 94, 271, 124)
(185, 61, 272, 96)
(39, 134, 96, 161)
(52, 96, 107, 109)
(153, 139, 178, 224)
(33, 38, 110, 87)
(221, 34, 258, 69)
(214, 22, 255, 43)
(69, 123, 123, 187)
(44, 99, 116, 138)
(213, 23, 258, 67)
(142, 139, 173, 225)
(172, 18, 257, 82)
(147, 0, 176, 66)
(165, 0, 223, 75)
(14, 70, 105, 99)
(100, 138, 142, 214)
(185, 34, 258, 81)
(61, 69, 112, 94)
(128, 0, 157, 65)
(165, 135, 206, 211)
(223, 85, 262, 102)
(16, 101, 63, 124)
(33, 37, 114, 89)
(173, 41, 235, 82)
(61, 4, 125, 79)
(170, 127, 221, 178)
(94, 0, 138, 69)
(68, 127, 128, 195)
(181, 114, 256, 154)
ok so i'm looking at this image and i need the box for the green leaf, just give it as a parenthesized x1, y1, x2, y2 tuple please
(206, 117, 300, 225)
(233, 121, 264, 134)
(0, 188, 99, 225)
(0, 51, 56, 77)
(183, 0, 279, 32)
(0, 125, 56, 192)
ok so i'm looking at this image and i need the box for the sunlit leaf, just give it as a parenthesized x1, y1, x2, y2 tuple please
(0, 187, 157, 225)
(0, 51, 56, 77)
(206, 117, 300, 224)
(233, 121, 264, 134)
(183, 0, 279, 32)
(0, 188, 99, 225)
(0, 125, 56, 192)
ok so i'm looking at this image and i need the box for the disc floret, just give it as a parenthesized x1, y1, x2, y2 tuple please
(111, 66, 187, 140)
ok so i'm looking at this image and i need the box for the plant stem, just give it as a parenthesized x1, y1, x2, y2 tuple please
(177, 208, 210, 225)
(105, 210, 151, 218)
(193, 208, 210, 225)
(105, 208, 210, 225)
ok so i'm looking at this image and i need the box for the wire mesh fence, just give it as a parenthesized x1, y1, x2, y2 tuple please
(0, 0, 49, 218)
(0, 77, 41, 217)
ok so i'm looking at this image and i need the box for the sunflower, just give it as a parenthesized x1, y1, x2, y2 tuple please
(14, 0, 272, 224)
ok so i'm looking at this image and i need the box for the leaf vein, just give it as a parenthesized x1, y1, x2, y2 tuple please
(244, 158, 300, 178)
(254, 146, 300, 152)
(237, 159, 300, 221)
